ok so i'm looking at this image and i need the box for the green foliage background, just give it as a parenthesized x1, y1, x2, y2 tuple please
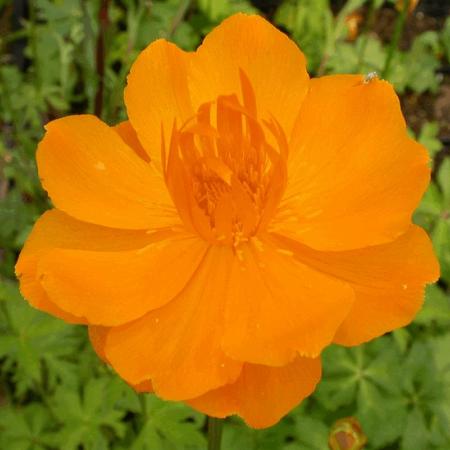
(0, 1, 449, 449)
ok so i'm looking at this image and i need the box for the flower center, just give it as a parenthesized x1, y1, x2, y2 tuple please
(163, 71, 288, 247)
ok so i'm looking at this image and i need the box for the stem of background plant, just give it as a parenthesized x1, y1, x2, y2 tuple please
(207, 416, 223, 450)
(29, 0, 40, 91)
(80, 0, 96, 113)
(167, 0, 191, 39)
(382, 0, 410, 80)
(357, 0, 377, 71)
(94, 0, 109, 119)
(139, 394, 147, 422)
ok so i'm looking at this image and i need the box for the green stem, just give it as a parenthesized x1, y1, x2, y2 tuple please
(139, 394, 147, 421)
(167, 0, 191, 39)
(382, 0, 410, 79)
(207, 416, 223, 450)
(29, 0, 40, 91)
(94, 0, 109, 119)
(357, 0, 377, 71)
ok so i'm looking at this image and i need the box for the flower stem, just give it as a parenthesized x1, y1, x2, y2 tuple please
(94, 0, 109, 119)
(207, 416, 223, 450)
(382, 0, 410, 79)
(357, 0, 377, 71)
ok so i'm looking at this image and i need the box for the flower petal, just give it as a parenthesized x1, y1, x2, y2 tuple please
(15, 209, 157, 323)
(188, 356, 321, 429)
(88, 325, 154, 392)
(275, 75, 430, 251)
(114, 120, 150, 162)
(221, 238, 354, 366)
(36, 233, 208, 326)
(104, 246, 242, 400)
(88, 325, 109, 362)
(125, 15, 309, 165)
(124, 39, 193, 164)
(37, 115, 178, 229)
(191, 13, 309, 139)
(272, 225, 439, 346)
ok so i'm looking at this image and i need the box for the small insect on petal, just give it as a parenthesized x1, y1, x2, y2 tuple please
(363, 72, 379, 84)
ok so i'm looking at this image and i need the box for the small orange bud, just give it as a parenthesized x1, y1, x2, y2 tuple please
(345, 12, 363, 41)
(328, 417, 368, 450)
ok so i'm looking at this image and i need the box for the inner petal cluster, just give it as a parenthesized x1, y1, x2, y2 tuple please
(163, 71, 288, 248)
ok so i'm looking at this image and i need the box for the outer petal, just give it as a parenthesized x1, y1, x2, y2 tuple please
(15, 209, 157, 323)
(88, 325, 154, 392)
(274, 75, 430, 251)
(104, 246, 242, 400)
(37, 115, 178, 229)
(221, 238, 354, 366)
(36, 234, 209, 326)
(88, 325, 109, 362)
(272, 225, 439, 346)
(191, 14, 309, 139)
(124, 39, 193, 164)
(188, 356, 321, 429)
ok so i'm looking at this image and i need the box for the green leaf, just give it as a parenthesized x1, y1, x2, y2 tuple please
(432, 219, 450, 284)
(403, 31, 442, 94)
(442, 17, 450, 63)
(291, 413, 329, 450)
(274, 0, 334, 73)
(0, 403, 56, 450)
(197, 0, 230, 21)
(357, 380, 407, 448)
(415, 285, 450, 327)
(437, 159, 450, 205)
(0, 281, 80, 395)
(51, 377, 126, 450)
(398, 340, 450, 449)
(414, 182, 443, 231)
(316, 338, 408, 447)
(131, 395, 205, 450)
(418, 122, 443, 158)
(402, 407, 429, 450)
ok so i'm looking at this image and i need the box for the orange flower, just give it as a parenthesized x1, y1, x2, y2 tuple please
(16, 14, 438, 428)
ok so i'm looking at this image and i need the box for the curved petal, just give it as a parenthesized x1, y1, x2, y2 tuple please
(37, 115, 178, 229)
(188, 356, 321, 429)
(104, 246, 242, 400)
(221, 238, 354, 366)
(274, 75, 430, 251)
(88, 325, 109, 362)
(36, 233, 209, 326)
(88, 325, 154, 392)
(124, 39, 193, 164)
(15, 209, 158, 323)
(191, 14, 309, 139)
(272, 225, 439, 346)
(114, 121, 150, 162)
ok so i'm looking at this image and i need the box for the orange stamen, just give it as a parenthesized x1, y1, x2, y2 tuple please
(162, 71, 288, 248)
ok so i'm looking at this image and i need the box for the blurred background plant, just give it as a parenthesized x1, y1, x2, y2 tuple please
(0, 0, 449, 449)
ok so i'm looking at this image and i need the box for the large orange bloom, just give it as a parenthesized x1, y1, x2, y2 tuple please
(16, 14, 438, 428)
